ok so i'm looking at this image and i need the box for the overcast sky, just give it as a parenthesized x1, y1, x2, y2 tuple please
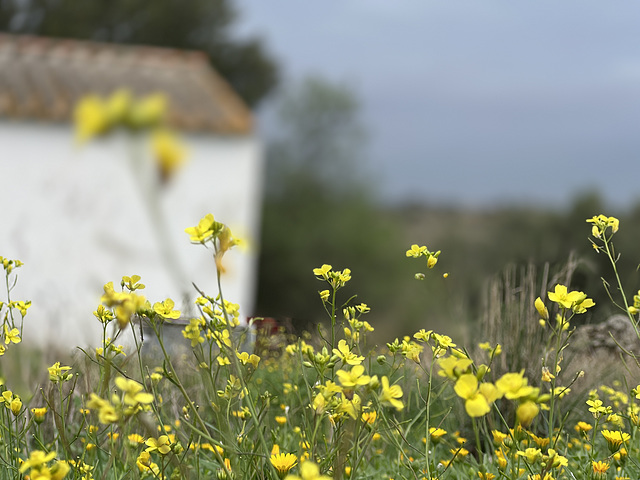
(234, 1, 640, 210)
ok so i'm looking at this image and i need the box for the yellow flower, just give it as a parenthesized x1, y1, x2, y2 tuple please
(48, 362, 72, 383)
(74, 95, 109, 142)
(333, 340, 364, 366)
(601, 429, 630, 453)
(270, 453, 298, 477)
(478, 473, 496, 480)
(115, 376, 154, 406)
(586, 214, 619, 237)
(86, 394, 120, 424)
(145, 435, 172, 455)
(184, 213, 224, 244)
(429, 427, 447, 443)
(361, 410, 377, 424)
(153, 298, 181, 319)
(438, 355, 473, 379)
(319, 290, 330, 302)
(592, 460, 610, 474)
(547, 284, 594, 312)
(574, 421, 593, 433)
(312, 264, 332, 279)
(151, 129, 187, 183)
(128, 93, 167, 128)
(3, 325, 20, 345)
(19, 450, 58, 474)
(379, 376, 404, 411)
(10, 396, 22, 416)
(534, 297, 549, 321)
(284, 461, 331, 480)
(336, 365, 371, 388)
(517, 447, 542, 464)
(31, 407, 47, 423)
(454, 374, 491, 417)
(516, 401, 539, 427)
(496, 371, 535, 400)
(406, 244, 427, 258)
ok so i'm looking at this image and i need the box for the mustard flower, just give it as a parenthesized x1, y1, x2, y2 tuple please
(312, 264, 332, 280)
(438, 355, 473, 379)
(151, 129, 188, 183)
(587, 214, 619, 238)
(153, 298, 181, 319)
(517, 447, 542, 464)
(319, 290, 330, 302)
(128, 92, 167, 127)
(236, 351, 261, 368)
(86, 394, 120, 424)
(136, 451, 160, 475)
(3, 325, 20, 345)
(333, 339, 364, 365)
(496, 371, 535, 400)
(19, 450, 56, 472)
(115, 376, 154, 406)
(184, 213, 224, 244)
(336, 365, 371, 388)
(74, 95, 109, 142)
(406, 244, 427, 258)
(12, 300, 31, 317)
(534, 297, 549, 321)
(93, 305, 114, 324)
(48, 362, 72, 383)
(454, 374, 492, 417)
(543, 448, 568, 469)
(516, 401, 539, 427)
(379, 375, 404, 411)
(145, 435, 172, 455)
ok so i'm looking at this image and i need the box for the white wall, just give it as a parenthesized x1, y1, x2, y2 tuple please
(0, 121, 263, 348)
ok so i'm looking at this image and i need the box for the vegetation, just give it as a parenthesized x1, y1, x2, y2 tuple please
(1, 93, 640, 479)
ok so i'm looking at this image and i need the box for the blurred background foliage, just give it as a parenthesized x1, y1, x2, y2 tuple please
(256, 75, 640, 342)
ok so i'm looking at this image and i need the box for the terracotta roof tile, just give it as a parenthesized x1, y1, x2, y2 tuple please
(0, 33, 252, 134)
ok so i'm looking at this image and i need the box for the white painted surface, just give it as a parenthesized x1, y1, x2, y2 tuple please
(0, 121, 263, 347)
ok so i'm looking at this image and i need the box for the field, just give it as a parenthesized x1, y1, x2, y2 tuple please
(1, 213, 640, 480)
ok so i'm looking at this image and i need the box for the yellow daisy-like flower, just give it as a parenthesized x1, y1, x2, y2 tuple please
(592, 460, 609, 474)
(270, 453, 297, 478)
(601, 429, 630, 453)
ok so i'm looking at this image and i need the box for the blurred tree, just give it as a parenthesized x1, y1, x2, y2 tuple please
(0, 0, 278, 107)
(257, 77, 407, 331)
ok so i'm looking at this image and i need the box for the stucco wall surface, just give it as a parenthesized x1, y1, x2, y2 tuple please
(0, 121, 263, 347)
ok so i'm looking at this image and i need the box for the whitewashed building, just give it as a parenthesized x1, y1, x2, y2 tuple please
(0, 34, 263, 347)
